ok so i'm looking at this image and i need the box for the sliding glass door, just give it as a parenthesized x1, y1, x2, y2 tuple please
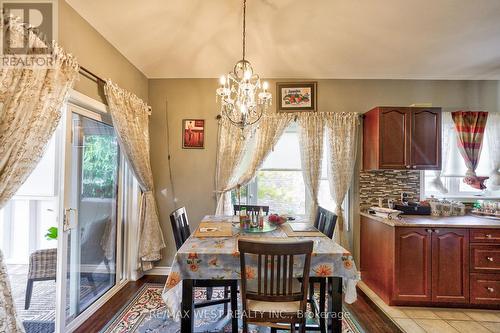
(56, 103, 121, 331)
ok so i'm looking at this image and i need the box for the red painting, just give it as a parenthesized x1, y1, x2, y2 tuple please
(182, 119, 205, 149)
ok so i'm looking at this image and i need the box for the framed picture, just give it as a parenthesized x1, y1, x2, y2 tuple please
(182, 119, 205, 149)
(277, 82, 317, 112)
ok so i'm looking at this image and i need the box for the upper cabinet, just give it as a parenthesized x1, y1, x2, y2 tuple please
(363, 106, 442, 170)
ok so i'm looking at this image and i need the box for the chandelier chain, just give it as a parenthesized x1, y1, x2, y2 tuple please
(242, 0, 246, 60)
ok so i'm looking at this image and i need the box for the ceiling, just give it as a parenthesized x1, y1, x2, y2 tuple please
(66, 0, 500, 79)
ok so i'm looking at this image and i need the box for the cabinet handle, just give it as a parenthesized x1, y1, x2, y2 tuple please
(486, 287, 495, 293)
(486, 257, 494, 262)
(425, 229, 432, 234)
(405, 165, 411, 169)
(485, 234, 492, 238)
(433, 229, 439, 234)
(412, 166, 417, 169)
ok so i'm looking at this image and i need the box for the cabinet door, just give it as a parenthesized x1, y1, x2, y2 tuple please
(431, 228, 469, 303)
(394, 228, 432, 301)
(410, 108, 441, 169)
(379, 108, 410, 169)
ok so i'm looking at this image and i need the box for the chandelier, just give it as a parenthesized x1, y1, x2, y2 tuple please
(216, 0, 272, 129)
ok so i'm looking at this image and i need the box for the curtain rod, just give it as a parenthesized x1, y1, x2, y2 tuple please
(79, 66, 106, 84)
(78, 65, 152, 114)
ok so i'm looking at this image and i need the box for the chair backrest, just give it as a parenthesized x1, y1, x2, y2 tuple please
(170, 207, 191, 250)
(233, 204, 270, 216)
(314, 206, 337, 239)
(238, 239, 313, 310)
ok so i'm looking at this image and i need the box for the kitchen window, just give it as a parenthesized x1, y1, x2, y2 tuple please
(423, 113, 500, 199)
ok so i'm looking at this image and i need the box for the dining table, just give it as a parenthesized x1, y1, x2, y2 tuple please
(162, 215, 360, 333)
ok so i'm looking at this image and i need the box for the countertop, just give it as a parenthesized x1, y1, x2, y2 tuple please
(360, 211, 500, 228)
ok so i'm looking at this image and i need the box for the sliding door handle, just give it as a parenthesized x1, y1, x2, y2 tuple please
(63, 208, 78, 232)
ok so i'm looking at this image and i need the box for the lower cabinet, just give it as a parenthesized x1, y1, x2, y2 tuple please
(361, 215, 500, 308)
(394, 228, 432, 302)
(431, 229, 469, 303)
(394, 227, 469, 304)
(471, 273, 500, 304)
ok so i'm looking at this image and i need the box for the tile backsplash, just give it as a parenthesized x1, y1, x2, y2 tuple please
(359, 170, 421, 210)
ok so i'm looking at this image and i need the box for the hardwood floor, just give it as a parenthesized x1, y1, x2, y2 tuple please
(74, 275, 167, 333)
(74, 276, 400, 333)
(345, 287, 402, 333)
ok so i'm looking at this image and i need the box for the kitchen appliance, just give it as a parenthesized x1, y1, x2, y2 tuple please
(368, 207, 403, 220)
(394, 202, 431, 215)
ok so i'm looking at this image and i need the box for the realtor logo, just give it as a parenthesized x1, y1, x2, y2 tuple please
(2, 1, 53, 55)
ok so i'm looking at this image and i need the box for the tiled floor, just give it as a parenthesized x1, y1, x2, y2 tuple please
(358, 281, 500, 333)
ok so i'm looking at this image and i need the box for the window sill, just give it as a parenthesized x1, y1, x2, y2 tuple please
(424, 194, 500, 202)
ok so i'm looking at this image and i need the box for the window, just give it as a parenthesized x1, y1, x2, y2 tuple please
(233, 123, 338, 216)
(423, 114, 500, 199)
(0, 133, 59, 264)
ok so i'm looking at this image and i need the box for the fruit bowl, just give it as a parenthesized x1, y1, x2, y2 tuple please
(268, 214, 287, 225)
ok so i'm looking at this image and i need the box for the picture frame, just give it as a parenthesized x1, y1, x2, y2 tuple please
(276, 81, 317, 112)
(182, 119, 205, 149)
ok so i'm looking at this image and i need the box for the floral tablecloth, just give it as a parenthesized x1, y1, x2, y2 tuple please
(162, 215, 360, 319)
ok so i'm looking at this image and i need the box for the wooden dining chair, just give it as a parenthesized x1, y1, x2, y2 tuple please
(239, 239, 313, 333)
(309, 206, 337, 332)
(169, 207, 236, 314)
(233, 204, 270, 216)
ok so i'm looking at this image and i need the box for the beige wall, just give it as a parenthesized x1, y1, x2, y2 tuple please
(58, 0, 148, 103)
(149, 79, 499, 266)
(55, 3, 500, 269)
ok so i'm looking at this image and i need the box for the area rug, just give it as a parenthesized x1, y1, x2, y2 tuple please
(101, 283, 363, 333)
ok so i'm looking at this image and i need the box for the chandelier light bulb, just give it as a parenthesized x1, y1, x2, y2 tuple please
(263, 81, 269, 90)
(245, 69, 253, 80)
(219, 75, 226, 86)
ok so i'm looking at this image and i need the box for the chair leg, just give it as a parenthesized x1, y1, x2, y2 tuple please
(230, 281, 238, 333)
(25, 279, 34, 310)
(270, 328, 277, 333)
(319, 279, 327, 333)
(309, 282, 316, 315)
(206, 286, 213, 300)
(300, 322, 306, 333)
(290, 323, 296, 333)
(223, 286, 229, 316)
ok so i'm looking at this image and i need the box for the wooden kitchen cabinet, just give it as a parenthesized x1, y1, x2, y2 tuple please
(361, 215, 500, 308)
(431, 228, 469, 303)
(394, 228, 432, 302)
(392, 227, 469, 304)
(363, 106, 441, 170)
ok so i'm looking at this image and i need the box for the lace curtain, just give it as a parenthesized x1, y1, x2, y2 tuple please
(486, 113, 500, 189)
(215, 117, 249, 214)
(325, 113, 359, 248)
(104, 81, 165, 271)
(0, 18, 78, 333)
(216, 113, 294, 215)
(298, 113, 325, 220)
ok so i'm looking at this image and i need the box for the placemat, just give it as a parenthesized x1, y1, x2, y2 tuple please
(282, 223, 326, 237)
(193, 222, 233, 237)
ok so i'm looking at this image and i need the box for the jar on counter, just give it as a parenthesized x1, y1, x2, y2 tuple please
(441, 200, 452, 217)
(428, 196, 441, 217)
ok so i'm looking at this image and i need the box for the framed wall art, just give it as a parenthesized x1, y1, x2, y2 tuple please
(276, 82, 317, 112)
(182, 119, 205, 149)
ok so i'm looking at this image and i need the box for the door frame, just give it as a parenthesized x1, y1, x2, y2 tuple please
(55, 90, 130, 333)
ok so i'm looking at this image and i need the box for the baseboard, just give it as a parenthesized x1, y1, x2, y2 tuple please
(144, 266, 171, 275)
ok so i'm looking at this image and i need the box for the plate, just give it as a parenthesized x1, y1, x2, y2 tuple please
(240, 222, 277, 233)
